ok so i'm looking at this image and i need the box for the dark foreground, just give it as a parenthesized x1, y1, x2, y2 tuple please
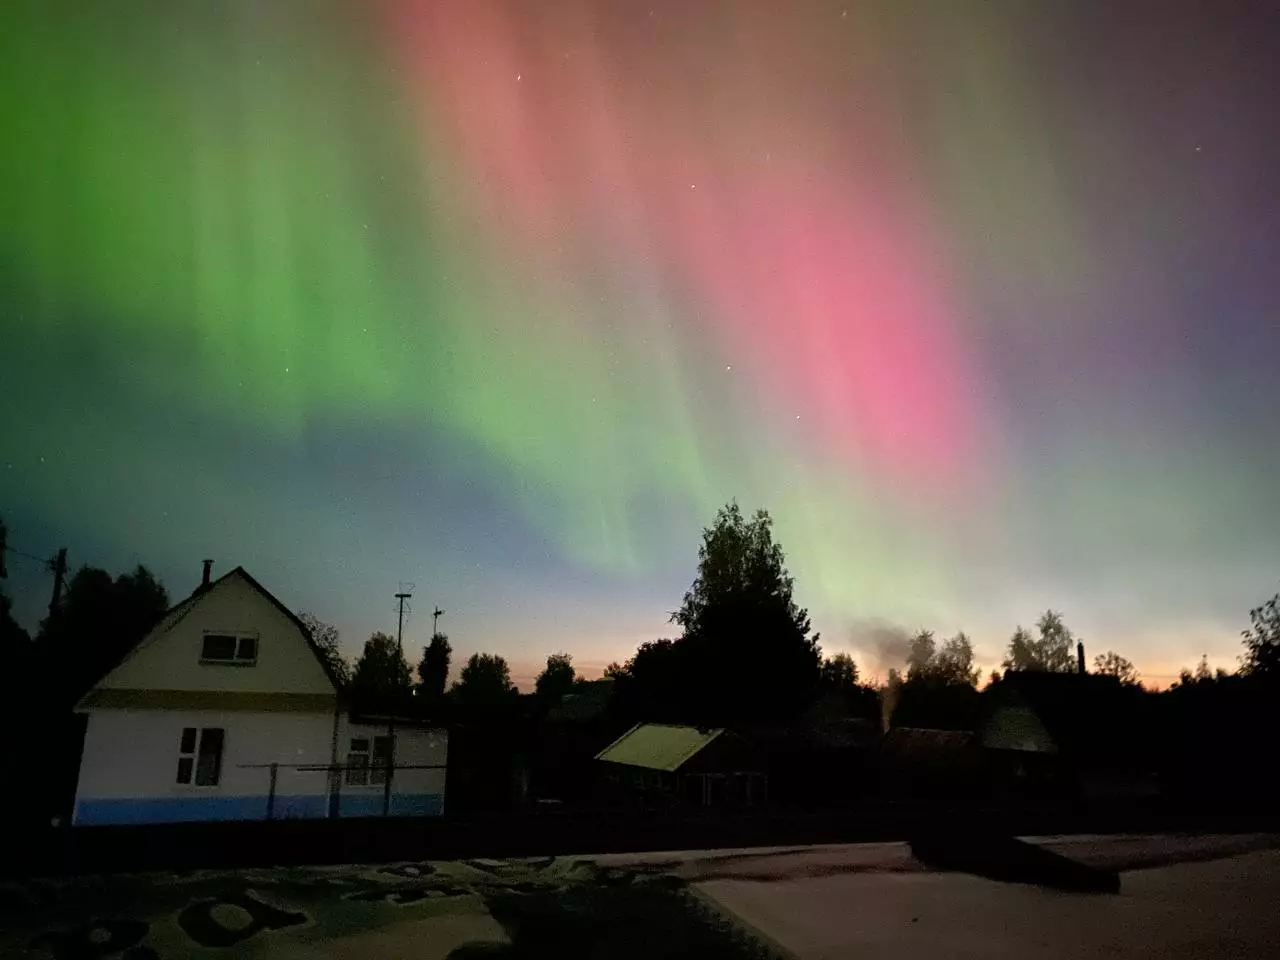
(6, 804, 1279, 880)
(4, 836, 1278, 960)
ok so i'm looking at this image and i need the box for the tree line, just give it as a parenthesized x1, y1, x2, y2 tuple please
(4, 506, 1279, 728)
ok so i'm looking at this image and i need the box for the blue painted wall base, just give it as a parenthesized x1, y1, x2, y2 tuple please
(75, 792, 444, 825)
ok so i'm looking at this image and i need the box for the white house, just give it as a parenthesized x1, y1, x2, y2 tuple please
(72, 565, 447, 825)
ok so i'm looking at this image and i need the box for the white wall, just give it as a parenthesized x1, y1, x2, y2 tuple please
(338, 720, 448, 804)
(100, 571, 334, 696)
(75, 707, 335, 807)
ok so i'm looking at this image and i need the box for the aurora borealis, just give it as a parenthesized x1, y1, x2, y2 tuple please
(3, 2, 1279, 686)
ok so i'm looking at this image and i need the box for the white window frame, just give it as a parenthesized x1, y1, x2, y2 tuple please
(346, 737, 371, 786)
(200, 631, 259, 665)
(176, 726, 225, 787)
(345, 735, 394, 787)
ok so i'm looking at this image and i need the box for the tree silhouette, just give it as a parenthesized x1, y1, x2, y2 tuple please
(534, 652, 576, 701)
(1092, 650, 1138, 685)
(0, 518, 31, 668)
(297, 611, 350, 686)
(38, 564, 169, 701)
(1241, 591, 1280, 676)
(0, 590, 27, 654)
(820, 652, 859, 691)
(418, 632, 452, 700)
(888, 629, 980, 728)
(1002, 611, 1077, 672)
(350, 632, 411, 697)
(935, 632, 980, 686)
(1194, 654, 1214, 682)
(904, 630, 978, 686)
(905, 630, 937, 682)
(452, 652, 516, 712)
(668, 502, 822, 727)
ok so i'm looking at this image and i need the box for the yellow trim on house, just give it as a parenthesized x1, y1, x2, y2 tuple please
(78, 689, 338, 712)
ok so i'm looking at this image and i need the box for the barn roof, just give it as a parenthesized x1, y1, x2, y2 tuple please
(595, 722, 724, 772)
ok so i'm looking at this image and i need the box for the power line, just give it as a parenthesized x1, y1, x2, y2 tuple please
(2, 543, 56, 567)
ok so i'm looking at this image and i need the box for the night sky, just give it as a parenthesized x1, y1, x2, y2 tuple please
(3, 1, 1279, 687)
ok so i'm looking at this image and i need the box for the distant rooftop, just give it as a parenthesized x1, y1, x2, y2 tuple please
(595, 722, 724, 772)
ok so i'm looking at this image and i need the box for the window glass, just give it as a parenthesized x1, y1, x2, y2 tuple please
(195, 728, 224, 786)
(179, 727, 197, 754)
(176, 757, 193, 784)
(236, 636, 258, 661)
(201, 634, 237, 660)
(370, 736, 393, 785)
(346, 746, 370, 786)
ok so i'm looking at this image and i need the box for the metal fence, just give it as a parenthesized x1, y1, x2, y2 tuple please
(236, 761, 447, 819)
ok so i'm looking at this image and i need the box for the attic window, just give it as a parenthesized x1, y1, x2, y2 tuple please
(201, 633, 258, 665)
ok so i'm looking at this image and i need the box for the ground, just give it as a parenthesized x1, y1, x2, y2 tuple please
(4, 835, 1278, 959)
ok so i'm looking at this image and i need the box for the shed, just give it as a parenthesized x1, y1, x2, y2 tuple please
(595, 723, 765, 808)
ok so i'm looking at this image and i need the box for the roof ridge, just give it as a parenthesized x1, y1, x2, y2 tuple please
(81, 565, 342, 702)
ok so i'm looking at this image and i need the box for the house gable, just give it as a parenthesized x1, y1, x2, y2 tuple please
(87, 568, 336, 701)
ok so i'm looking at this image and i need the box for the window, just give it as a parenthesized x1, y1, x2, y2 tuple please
(346, 737, 370, 786)
(201, 632, 258, 664)
(176, 727, 224, 786)
(370, 736, 393, 786)
(345, 735, 393, 786)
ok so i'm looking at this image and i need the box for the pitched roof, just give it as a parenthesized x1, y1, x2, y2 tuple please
(595, 723, 724, 772)
(91, 566, 342, 696)
(986, 671, 1151, 758)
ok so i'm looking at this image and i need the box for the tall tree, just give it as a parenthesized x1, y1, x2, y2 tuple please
(0, 517, 31, 664)
(1002, 611, 1077, 672)
(418, 632, 452, 700)
(1241, 591, 1280, 676)
(452, 652, 515, 711)
(668, 502, 822, 726)
(602, 661, 627, 680)
(903, 630, 978, 686)
(38, 564, 169, 701)
(1093, 650, 1138, 684)
(350, 632, 411, 696)
(905, 630, 937, 682)
(820, 652, 860, 691)
(297, 611, 350, 686)
(534, 652, 576, 701)
(935, 632, 980, 687)
(1002, 626, 1036, 672)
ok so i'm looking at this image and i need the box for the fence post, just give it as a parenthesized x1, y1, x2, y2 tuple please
(267, 762, 278, 821)
(382, 753, 395, 817)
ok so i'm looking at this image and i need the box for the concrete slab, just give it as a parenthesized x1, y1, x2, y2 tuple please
(695, 849, 1280, 959)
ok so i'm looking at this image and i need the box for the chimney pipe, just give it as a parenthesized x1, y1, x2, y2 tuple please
(201, 559, 213, 588)
(1077, 641, 1086, 675)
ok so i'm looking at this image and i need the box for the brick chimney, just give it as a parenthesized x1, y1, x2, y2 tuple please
(201, 559, 213, 589)
(1077, 641, 1086, 675)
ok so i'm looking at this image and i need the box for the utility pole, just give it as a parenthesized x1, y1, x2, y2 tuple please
(47, 548, 68, 623)
(432, 606, 445, 637)
(384, 589, 412, 816)
(396, 592, 412, 656)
